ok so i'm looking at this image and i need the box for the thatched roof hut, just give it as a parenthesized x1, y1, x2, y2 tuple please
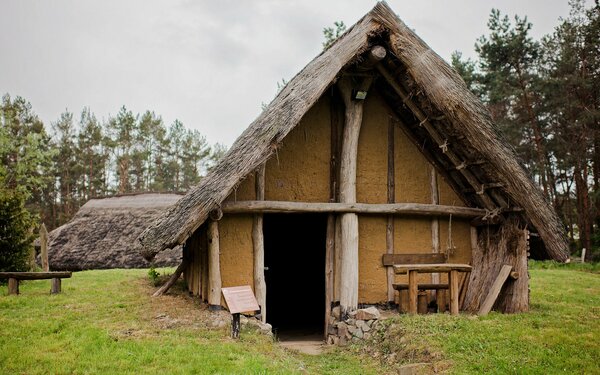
(138, 2, 568, 338)
(48, 193, 183, 271)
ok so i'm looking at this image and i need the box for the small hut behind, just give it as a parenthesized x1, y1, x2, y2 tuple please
(139, 2, 568, 339)
(48, 193, 182, 271)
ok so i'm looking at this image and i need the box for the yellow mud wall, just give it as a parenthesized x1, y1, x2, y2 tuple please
(264, 95, 331, 202)
(357, 91, 472, 303)
(215, 90, 472, 305)
(218, 215, 254, 290)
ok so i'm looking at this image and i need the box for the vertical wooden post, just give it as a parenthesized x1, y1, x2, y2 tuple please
(333, 218, 342, 302)
(325, 214, 335, 337)
(8, 278, 19, 295)
(40, 223, 49, 272)
(207, 219, 222, 310)
(231, 313, 241, 339)
(430, 167, 440, 305)
(253, 165, 266, 322)
(408, 270, 418, 314)
(449, 270, 459, 315)
(50, 278, 61, 294)
(330, 88, 341, 307)
(337, 76, 372, 317)
(386, 120, 396, 305)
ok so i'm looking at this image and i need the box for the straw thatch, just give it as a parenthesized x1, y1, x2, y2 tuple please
(139, 2, 568, 261)
(48, 193, 183, 271)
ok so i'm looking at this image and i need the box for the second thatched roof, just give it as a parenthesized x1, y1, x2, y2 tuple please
(48, 193, 183, 271)
(138, 2, 569, 262)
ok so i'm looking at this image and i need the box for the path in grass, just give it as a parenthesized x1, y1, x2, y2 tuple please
(0, 269, 387, 374)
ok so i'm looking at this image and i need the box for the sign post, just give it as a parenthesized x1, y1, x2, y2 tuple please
(221, 285, 260, 339)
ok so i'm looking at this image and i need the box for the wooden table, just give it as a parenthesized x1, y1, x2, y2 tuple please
(393, 264, 472, 315)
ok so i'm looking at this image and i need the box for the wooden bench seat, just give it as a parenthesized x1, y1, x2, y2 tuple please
(0, 272, 72, 295)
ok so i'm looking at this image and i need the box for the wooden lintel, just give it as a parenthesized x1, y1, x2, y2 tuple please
(222, 200, 488, 218)
(376, 64, 497, 210)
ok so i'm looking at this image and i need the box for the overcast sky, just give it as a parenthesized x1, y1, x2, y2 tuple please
(0, 0, 578, 146)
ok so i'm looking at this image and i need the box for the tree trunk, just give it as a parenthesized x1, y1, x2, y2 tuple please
(463, 216, 529, 313)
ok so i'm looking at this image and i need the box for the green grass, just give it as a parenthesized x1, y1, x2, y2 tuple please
(0, 269, 384, 374)
(355, 263, 600, 374)
(1, 264, 598, 374)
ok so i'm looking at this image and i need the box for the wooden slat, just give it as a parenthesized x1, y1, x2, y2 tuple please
(393, 283, 449, 290)
(478, 265, 513, 316)
(394, 263, 472, 274)
(0, 272, 72, 280)
(382, 253, 446, 266)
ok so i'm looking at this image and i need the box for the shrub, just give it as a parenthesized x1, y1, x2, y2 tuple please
(0, 189, 35, 273)
(148, 267, 160, 286)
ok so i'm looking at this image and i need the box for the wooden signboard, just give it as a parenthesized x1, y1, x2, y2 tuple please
(222, 286, 260, 314)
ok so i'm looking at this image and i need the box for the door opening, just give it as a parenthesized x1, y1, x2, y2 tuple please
(264, 213, 327, 340)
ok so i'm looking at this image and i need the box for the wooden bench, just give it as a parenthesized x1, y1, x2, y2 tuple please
(0, 272, 72, 295)
(382, 253, 471, 314)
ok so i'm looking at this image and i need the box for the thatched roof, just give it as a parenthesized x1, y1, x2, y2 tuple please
(48, 193, 183, 271)
(139, 2, 568, 261)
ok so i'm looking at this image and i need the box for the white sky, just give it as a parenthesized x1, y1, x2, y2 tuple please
(0, 0, 577, 146)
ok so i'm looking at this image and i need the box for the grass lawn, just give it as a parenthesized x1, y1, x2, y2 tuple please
(1, 263, 599, 374)
(0, 268, 384, 374)
(354, 263, 600, 374)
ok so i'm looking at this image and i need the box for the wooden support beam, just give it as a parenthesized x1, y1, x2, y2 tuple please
(253, 165, 266, 322)
(153, 260, 188, 297)
(430, 167, 441, 302)
(207, 220, 222, 309)
(338, 75, 372, 316)
(478, 265, 513, 316)
(449, 269, 460, 315)
(462, 182, 505, 194)
(449, 160, 486, 171)
(50, 278, 61, 294)
(40, 223, 49, 272)
(222, 200, 488, 218)
(376, 64, 497, 210)
(386, 119, 395, 304)
(8, 278, 18, 295)
(408, 270, 418, 314)
(325, 214, 335, 338)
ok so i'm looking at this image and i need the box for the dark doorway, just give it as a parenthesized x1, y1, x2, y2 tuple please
(264, 213, 327, 338)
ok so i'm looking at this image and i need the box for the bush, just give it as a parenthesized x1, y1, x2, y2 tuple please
(0, 189, 35, 273)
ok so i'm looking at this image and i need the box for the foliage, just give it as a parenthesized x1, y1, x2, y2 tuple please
(323, 21, 346, 50)
(0, 94, 227, 230)
(147, 267, 160, 286)
(0, 189, 35, 273)
(452, 0, 600, 260)
(0, 269, 386, 374)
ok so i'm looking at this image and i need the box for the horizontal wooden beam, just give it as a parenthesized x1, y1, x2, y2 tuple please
(382, 253, 446, 266)
(222, 200, 487, 218)
(0, 272, 72, 280)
